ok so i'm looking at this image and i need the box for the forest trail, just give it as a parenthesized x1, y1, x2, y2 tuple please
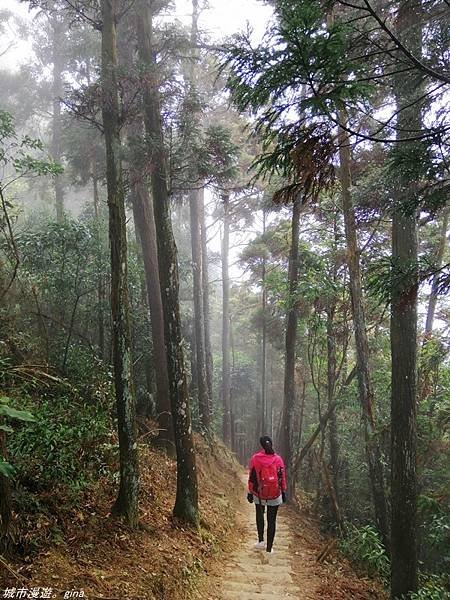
(214, 503, 302, 600)
(207, 474, 316, 600)
(204, 474, 385, 600)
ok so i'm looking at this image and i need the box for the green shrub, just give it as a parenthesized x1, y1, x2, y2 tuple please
(0, 395, 35, 477)
(418, 494, 450, 574)
(339, 524, 390, 581)
(406, 575, 450, 599)
(8, 391, 115, 491)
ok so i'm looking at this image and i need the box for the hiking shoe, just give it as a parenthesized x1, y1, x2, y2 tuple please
(254, 541, 265, 549)
(266, 548, 274, 553)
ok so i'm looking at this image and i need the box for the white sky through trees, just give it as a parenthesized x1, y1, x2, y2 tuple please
(3, 0, 273, 71)
(2, 0, 274, 288)
(2, 0, 445, 329)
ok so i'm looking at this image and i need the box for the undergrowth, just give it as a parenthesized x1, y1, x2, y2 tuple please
(340, 524, 450, 599)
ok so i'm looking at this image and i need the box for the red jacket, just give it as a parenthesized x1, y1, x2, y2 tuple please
(248, 450, 287, 497)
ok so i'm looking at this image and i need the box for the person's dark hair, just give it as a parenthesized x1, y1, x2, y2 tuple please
(259, 435, 275, 455)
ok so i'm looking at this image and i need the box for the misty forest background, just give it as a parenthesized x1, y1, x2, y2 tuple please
(0, 0, 449, 598)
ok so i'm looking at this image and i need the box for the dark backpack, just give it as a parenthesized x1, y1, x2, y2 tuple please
(257, 459, 280, 500)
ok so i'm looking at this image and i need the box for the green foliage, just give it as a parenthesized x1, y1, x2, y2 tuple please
(339, 524, 390, 581)
(222, 0, 373, 198)
(406, 576, 450, 600)
(386, 140, 449, 215)
(9, 391, 114, 489)
(0, 396, 35, 422)
(418, 492, 450, 575)
(17, 216, 109, 371)
(0, 110, 63, 179)
(366, 254, 438, 306)
(0, 395, 35, 478)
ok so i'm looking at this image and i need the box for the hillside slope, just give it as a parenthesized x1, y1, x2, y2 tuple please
(0, 438, 242, 600)
(1, 439, 386, 600)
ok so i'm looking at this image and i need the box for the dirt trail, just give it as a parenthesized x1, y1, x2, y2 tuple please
(205, 474, 386, 600)
(215, 500, 300, 600)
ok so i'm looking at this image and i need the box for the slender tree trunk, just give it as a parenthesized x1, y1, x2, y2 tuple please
(127, 115, 174, 452)
(186, 0, 211, 432)
(424, 206, 449, 336)
(189, 325, 198, 399)
(51, 17, 64, 224)
(92, 168, 105, 361)
(327, 218, 340, 503)
(338, 113, 390, 551)
(390, 2, 422, 595)
(131, 177, 174, 449)
(326, 305, 339, 503)
(101, 0, 139, 527)
(199, 192, 213, 403)
(279, 195, 301, 494)
(419, 207, 449, 401)
(229, 312, 237, 452)
(294, 367, 357, 473)
(136, 0, 198, 524)
(221, 193, 232, 446)
(137, 270, 155, 418)
(0, 429, 12, 551)
(261, 208, 267, 434)
(190, 190, 210, 432)
(298, 377, 306, 449)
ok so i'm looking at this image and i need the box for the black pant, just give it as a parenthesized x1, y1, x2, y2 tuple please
(255, 504, 279, 552)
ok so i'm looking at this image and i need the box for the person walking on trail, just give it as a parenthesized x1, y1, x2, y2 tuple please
(247, 435, 287, 553)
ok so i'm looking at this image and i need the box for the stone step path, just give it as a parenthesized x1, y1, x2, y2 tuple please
(214, 497, 301, 600)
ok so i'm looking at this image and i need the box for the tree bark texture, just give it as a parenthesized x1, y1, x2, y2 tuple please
(0, 430, 12, 550)
(136, 0, 198, 524)
(101, 0, 139, 527)
(279, 195, 301, 493)
(424, 206, 449, 336)
(326, 305, 340, 504)
(189, 189, 210, 432)
(199, 192, 214, 403)
(128, 118, 174, 452)
(92, 163, 105, 361)
(187, 0, 211, 432)
(221, 193, 232, 446)
(390, 1, 422, 595)
(338, 114, 390, 551)
(261, 208, 267, 434)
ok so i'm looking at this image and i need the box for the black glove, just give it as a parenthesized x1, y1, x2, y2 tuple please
(282, 491, 287, 503)
(247, 492, 254, 503)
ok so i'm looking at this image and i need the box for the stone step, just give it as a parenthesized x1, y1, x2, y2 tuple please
(221, 591, 299, 600)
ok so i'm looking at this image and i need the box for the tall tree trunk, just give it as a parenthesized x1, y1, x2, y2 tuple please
(424, 206, 449, 336)
(92, 165, 105, 361)
(127, 117, 174, 452)
(417, 206, 450, 402)
(338, 113, 390, 551)
(229, 312, 236, 452)
(199, 192, 213, 402)
(51, 16, 64, 224)
(0, 429, 12, 551)
(279, 195, 301, 494)
(221, 193, 232, 446)
(326, 305, 339, 504)
(131, 178, 174, 449)
(136, 0, 198, 524)
(261, 207, 267, 434)
(187, 0, 211, 432)
(100, 0, 139, 527)
(419, 207, 449, 401)
(190, 190, 210, 432)
(390, 2, 422, 595)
